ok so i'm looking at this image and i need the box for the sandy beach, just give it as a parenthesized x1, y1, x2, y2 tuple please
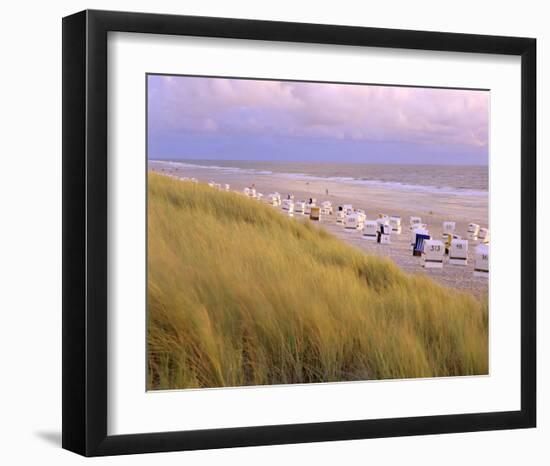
(150, 161, 489, 300)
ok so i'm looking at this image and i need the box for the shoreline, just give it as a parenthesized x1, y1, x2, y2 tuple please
(149, 163, 489, 300)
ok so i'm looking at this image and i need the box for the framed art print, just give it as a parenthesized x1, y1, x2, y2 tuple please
(62, 10, 536, 456)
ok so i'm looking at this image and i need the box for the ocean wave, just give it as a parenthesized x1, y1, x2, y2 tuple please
(150, 160, 274, 176)
(149, 160, 487, 198)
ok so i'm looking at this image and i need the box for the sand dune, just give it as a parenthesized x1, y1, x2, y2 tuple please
(150, 163, 489, 299)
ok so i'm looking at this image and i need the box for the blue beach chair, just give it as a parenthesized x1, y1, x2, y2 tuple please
(413, 233, 430, 257)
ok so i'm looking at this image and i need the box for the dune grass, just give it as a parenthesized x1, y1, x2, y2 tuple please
(147, 172, 488, 390)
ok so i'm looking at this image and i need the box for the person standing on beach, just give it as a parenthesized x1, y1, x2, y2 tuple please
(325, 188, 329, 196)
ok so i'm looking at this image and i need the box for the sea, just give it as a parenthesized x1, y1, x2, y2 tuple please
(150, 159, 488, 198)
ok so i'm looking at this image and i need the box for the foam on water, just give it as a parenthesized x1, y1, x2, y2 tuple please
(149, 159, 488, 198)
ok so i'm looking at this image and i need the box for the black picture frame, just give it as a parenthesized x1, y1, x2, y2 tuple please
(62, 9, 536, 457)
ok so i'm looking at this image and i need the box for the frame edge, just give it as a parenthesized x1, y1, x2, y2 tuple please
(62, 9, 87, 456)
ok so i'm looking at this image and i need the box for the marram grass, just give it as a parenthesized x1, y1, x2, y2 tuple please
(147, 173, 488, 390)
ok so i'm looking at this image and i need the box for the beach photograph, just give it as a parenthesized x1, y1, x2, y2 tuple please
(146, 74, 490, 390)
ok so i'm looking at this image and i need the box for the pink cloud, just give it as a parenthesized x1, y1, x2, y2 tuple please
(148, 75, 489, 148)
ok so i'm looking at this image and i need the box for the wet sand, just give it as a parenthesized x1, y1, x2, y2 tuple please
(151, 162, 489, 300)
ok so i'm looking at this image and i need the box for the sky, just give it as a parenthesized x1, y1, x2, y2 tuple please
(147, 75, 489, 165)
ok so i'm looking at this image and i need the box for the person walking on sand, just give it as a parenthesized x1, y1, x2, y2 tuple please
(325, 188, 329, 196)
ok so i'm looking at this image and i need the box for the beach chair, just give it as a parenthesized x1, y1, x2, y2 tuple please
(467, 223, 480, 240)
(271, 192, 282, 206)
(190, 178, 198, 183)
(442, 221, 456, 238)
(413, 233, 431, 257)
(411, 227, 429, 251)
(363, 221, 378, 240)
(243, 187, 251, 196)
(378, 222, 392, 244)
(336, 210, 346, 224)
(449, 239, 468, 265)
(281, 199, 294, 215)
(224, 184, 230, 191)
(344, 213, 362, 231)
(478, 228, 490, 244)
(423, 239, 444, 268)
(321, 201, 333, 215)
(256, 193, 263, 201)
(474, 244, 489, 277)
(294, 201, 305, 214)
(410, 216, 422, 230)
(208, 181, 216, 188)
(310, 206, 321, 221)
(354, 211, 366, 229)
(342, 204, 354, 214)
(389, 216, 402, 234)
(267, 193, 279, 206)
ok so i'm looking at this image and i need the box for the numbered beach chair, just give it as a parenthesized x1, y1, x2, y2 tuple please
(363, 220, 378, 241)
(410, 216, 422, 230)
(467, 223, 480, 240)
(474, 244, 489, 277)
(413, 232, 431, 257)
(478, 228, 490, 244)
(442, 221, 456, 238)
(423, 239, 445, 268)
(389, 216, 402, 234)
(449, 239, 469, 265)
(310, 206, 321, 221)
